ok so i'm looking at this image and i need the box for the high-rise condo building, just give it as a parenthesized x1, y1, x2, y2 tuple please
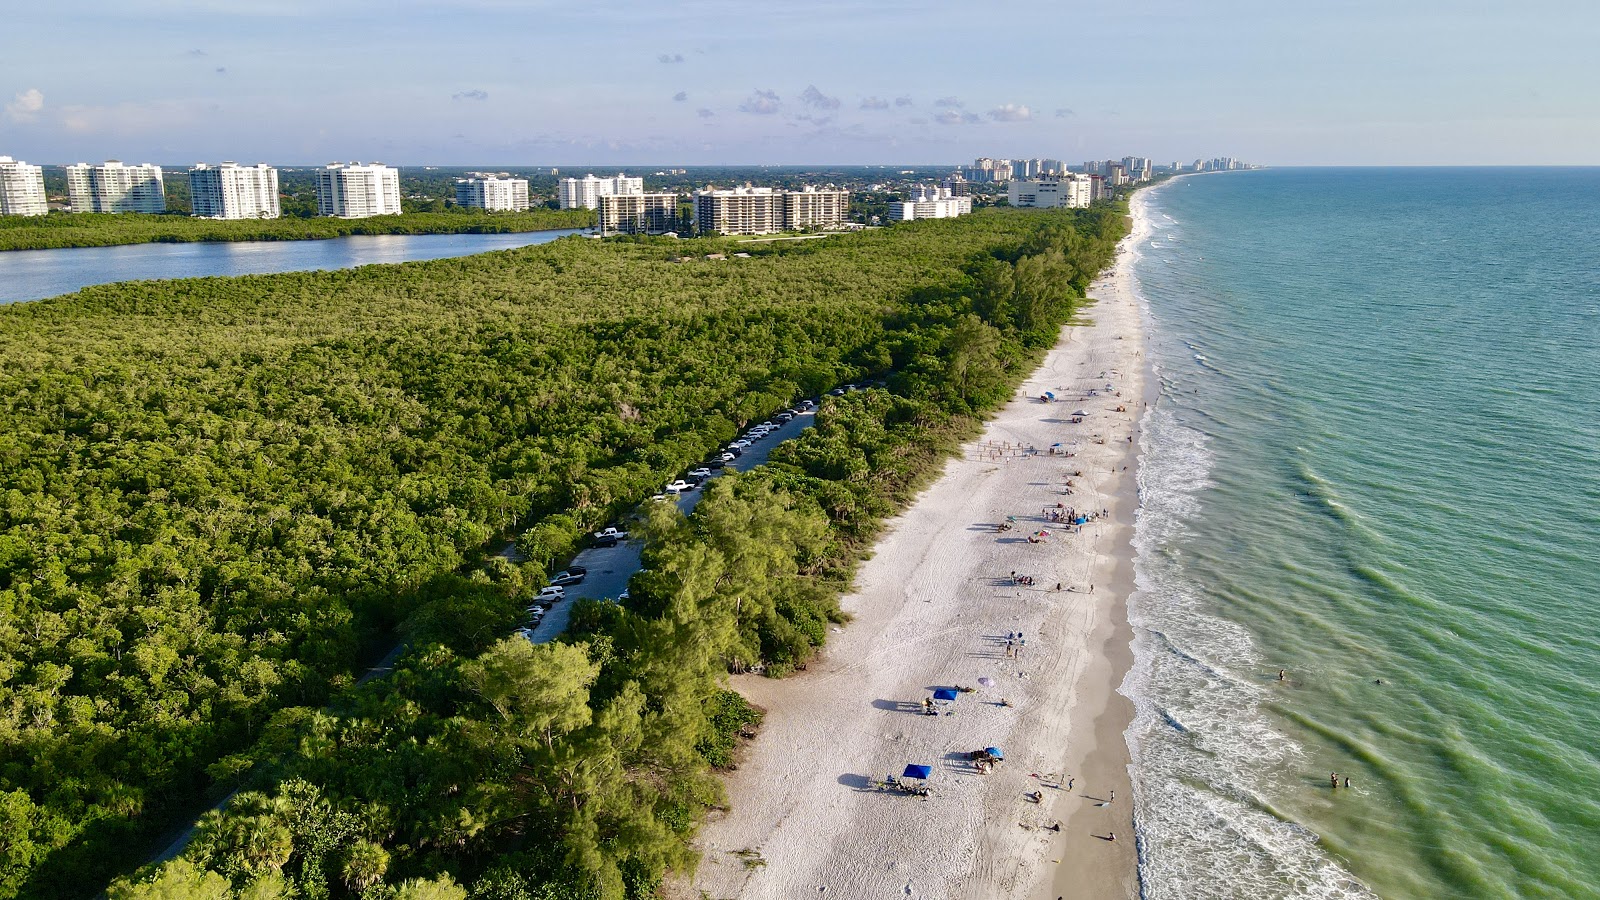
(1121, 156, 1152, 181)
(1008, 174, 1095, 209)
(887, 185, 973, 222)
(455, 174, 530, 211)
(316, 163, 402, 218)
(188, 162, 281, 219)
(65, 161, 166, 214)
(691, 185, 850, 236)
(784, 185, 851, 231)
(0, 156, 48, 216)
(597, 192, 679, 235)
(557, 173, 645, 210)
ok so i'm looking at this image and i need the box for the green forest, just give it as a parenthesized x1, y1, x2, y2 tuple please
(0, 208, 595, 252)
(0, 204, 1126, 898)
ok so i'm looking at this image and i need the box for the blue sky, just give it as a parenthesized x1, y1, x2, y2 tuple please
(2, 0, 1595, 166)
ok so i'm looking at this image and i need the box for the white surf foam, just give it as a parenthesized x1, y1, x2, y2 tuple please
(1123, 189, 1378, 899)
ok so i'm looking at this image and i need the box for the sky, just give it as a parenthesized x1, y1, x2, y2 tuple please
(2, 0, 1597, 167)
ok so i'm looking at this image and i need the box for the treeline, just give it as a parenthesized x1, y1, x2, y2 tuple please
(0, 208, 595, 251)
(0, 204, 1125, 898)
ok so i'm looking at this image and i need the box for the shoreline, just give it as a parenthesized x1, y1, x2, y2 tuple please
(683, 201, 1154, 899)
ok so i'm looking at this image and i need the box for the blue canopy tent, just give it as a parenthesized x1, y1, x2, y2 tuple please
(902, 764, 933, 780)
(932, 688, 959, 702)
(985, 747, 1004, 760)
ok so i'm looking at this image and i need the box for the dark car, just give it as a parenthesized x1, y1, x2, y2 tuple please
(550, 566, 587, 586)
(593, 534, 619, 548)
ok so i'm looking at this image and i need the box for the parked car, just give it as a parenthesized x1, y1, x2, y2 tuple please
(650, 493, 670, 502)
(664, 479, 693, 493)
(537, 585, 566, 602)
(594, 534, 619, 548)
(687, 467, 712, 479)
(730, 439, 751, 450)
(515, 627, 538, 642)
(719, 450, 737, 462)
(551, 566, 587, 586)
(705, 457, 727, 470)
(828, 388, 846, 396)
(593, 526, 628, 542)
(775, 412, 794, 423)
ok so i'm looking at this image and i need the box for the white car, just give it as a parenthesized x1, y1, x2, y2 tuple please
(730, 439, 752, 450)
(687, 467, 712, 479)
(664, 479, 694, 494)
(593, 526, 629, 542)
(515, 627, 538, 642)
(537, 585, 565, 602)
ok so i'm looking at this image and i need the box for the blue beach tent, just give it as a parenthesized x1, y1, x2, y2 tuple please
(932, 688, 959, 702)
(902, 764, 933, 780)
(985, 747, 1004, 760)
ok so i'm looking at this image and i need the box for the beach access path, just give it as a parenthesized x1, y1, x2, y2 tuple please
(683, 206, 1151, 900)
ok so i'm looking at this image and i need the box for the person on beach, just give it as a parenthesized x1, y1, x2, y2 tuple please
(1344, 776, 1352, 788)
(1278, 669, 1286, 681)
(1331, 772, 1339, 789)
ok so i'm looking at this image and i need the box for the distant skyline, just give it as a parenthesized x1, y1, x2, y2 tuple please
(2, 0, 1595, 167)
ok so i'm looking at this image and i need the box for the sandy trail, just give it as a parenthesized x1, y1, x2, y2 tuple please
(685, 204, 1152, 900)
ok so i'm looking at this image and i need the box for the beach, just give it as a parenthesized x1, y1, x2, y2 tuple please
(683, 198, 1152, 900)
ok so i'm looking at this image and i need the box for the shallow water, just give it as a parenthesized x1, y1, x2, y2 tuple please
(1127, 168, 1600, 899)
(0, 228, 582, 304)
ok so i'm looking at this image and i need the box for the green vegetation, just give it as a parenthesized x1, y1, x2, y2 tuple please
(0, 203, 1125, 898)
(0, 208, 594, 251)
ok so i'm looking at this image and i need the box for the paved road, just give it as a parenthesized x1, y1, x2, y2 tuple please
(526, 407, 817, 641)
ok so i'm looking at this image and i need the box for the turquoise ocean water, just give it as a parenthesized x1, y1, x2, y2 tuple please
(1127, 169, 1600, 899)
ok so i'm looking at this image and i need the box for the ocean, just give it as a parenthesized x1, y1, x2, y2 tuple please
(1126, 168, 1600, 899)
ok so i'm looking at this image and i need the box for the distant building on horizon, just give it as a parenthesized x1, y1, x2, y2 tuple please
(455, 174, 530, 211)
(316, 162, 401, 218)
(888, 185, 972, 222)
(0, 155, 48, 216)
(691, 185, 849, 236)
(558, 173, 644, 210)
(598, 192, 678, 235)
(1009, 174, 1095, 209)
(66, 160, 166, 214)
(188, 162, 280, 219)
(961, 157, 1013, 183)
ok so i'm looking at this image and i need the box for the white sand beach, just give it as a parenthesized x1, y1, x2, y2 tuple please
(683, 201, 1152, 900)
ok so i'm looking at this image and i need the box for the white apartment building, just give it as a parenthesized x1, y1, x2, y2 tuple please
(694, 186, 783, 235)
(66, 161, 166, 214)
(1008, 174, 1095, 209)
(316, 163, 402, 218)
(887, 185, 973, 222)
(188, 162, 280, 219)
(0, 156, 48, 216)
(692, 185, 850, 236)
(1121, 156, 1152, 181)
(455, 174, 530, 211)
(557, 173, 644, 210)
(784, 186, 850, 231)
(597, 192, 678, 235)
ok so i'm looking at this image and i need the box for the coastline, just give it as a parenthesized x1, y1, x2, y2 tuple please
(683, 200, 1153, 899)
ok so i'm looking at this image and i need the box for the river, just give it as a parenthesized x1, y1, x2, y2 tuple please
(0, 228, 584, 305)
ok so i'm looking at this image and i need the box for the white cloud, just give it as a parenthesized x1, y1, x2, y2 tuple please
(1055, 107, 1076, 118)
(895, 96, 914, 107)
(860, 96, 890, 110)
(658, 53, 685, 64)
(673, 91, 688, 102)
(5, 88, 44, 123)
(987, 103, 1032, 122)
(697, 107, 715, 118)
(453, 89, 489, 101)
(934, 96, 963, 108)
(739, 89, 781, 114)
(799, 84, 840, 110)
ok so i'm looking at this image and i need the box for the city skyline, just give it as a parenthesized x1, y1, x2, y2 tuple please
(2, 0, 1595, 167)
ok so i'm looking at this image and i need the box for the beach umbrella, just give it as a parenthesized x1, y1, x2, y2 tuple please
(1044, 391, 1056, 400)
(977, 676, 996, 688)
(932, 688, 959, 702)
(985, 747, 1004, 760)
(902, 764, 933, 780)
